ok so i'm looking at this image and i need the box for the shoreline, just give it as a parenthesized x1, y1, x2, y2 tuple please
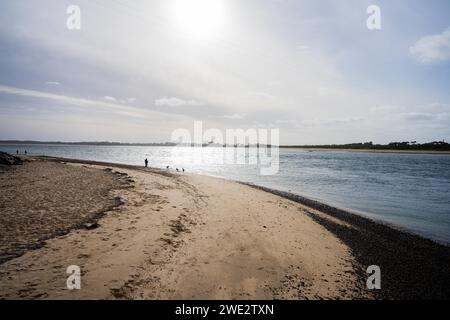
(241, 182, 450, 299)
(36, 155, 450, 246)
(1, 155, 449, 299)
(3, 143, 450, 155)
(241, 182, 450, 247)
(281, 147, 450, 155)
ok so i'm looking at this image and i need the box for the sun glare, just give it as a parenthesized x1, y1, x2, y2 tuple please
(173, 0, 226, 38)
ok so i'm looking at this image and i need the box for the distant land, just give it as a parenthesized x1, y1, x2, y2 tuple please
(0, 140, 177, 147)
(1, 140, 450, 151)
(282, 141, 450, 152)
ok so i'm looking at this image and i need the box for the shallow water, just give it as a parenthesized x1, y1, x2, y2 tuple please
(3, 144, 450, 244)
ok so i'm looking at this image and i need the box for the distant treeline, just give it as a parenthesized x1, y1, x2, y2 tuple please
(1, 140, 450, 151)
(0, 140, 177, 146)
(283, 141, 450, 151)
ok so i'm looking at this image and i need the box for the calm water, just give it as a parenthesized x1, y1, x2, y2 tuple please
(3, 144, 450, 244)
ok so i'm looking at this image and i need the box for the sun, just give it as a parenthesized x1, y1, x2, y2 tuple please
(173, 0, 226, 38)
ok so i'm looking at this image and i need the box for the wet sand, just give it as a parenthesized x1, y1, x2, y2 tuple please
(0, 156, 449, 299)
(243, 184, 450, 299)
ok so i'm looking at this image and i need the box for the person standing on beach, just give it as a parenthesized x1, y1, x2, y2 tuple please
(16, 150, 19, 155)
(144, 158, 148, 167)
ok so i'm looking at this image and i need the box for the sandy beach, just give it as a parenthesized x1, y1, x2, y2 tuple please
(1, 156, 449, 300)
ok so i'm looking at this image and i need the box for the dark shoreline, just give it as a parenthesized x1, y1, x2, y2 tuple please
(242, 182, 450, 299)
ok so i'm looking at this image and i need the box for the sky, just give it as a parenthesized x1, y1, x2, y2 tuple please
(0, 0, 449, 144)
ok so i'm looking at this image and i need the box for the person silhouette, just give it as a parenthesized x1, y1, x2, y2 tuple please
(16, 150, 19, 155)
(24, 150, 27, 155)
(144, 158, 148, 167)
(182, 168, 185, 172)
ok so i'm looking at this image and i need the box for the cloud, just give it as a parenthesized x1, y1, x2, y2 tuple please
(104, 95, 116, 101)
(402, 112, 436, 121)
(275, 119, 296, 124)
(223, 113, 246, 119)
(0, 85, 159, 120)
(400, 112, 450, 122)
(107, 97, 136, 104)
(371, 104, 450, 122)
(247, 92, 276, 99)
(45, 81, 60, 85)
(297, 45, 310, 50)
(267, 81, 281, 87)
(370, 105, 405, 114)
(154, 96, 203, 107)
(299, 117, 363, 127)
(317, 87, 330, 95)
(410, 28, 450, 63)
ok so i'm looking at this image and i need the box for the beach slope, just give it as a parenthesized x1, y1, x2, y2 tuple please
(0, 156, 449, 299)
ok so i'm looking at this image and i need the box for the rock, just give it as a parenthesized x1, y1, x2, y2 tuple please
(0, 152, 23, 166)
(83, 222, 99, 230)
(113, 197, 124, 206)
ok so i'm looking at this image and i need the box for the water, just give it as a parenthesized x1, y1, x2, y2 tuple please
(2, 144, 450, 244)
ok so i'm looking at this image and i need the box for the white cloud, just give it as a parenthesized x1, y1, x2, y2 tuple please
(400, 112, 450, 122)
(267, 81, 281, 87)
(275, 119, 296, 124)
(247, 92, 276, 99)
(317, 87, 330, 95)
(104, 95, 116, 101)
(0, 85, 162, 120)
(105, 96, 137, 104)
(223, 113, 246, 119)
(45, 81, 60, 85)
(370, 105, 405, 114)
(154, 96, 203, 107)
(299, 117, 363, 127)
(371, 104, 450, 120)
(410, 28, 450, 63)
